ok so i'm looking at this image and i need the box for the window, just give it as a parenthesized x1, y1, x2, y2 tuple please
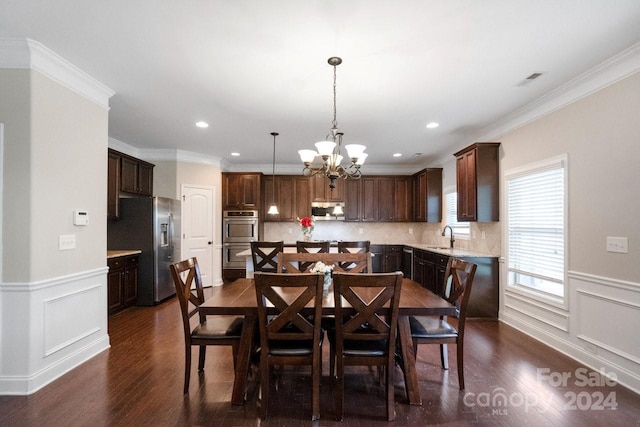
(445, 191, 470, 237)
(506, 155, 567, 299)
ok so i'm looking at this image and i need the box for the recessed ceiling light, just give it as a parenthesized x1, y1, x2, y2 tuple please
(393, 153, 402, 157)
(231, 152, 240, 156)
(426, 122, 439, 129)
(195, 121, 209, 128)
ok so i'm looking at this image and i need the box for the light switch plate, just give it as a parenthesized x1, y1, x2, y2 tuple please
(59, 234, 76, 250)
(606, 236, 628, 253)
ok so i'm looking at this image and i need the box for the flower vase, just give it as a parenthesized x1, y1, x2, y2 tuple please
(303, 232, 312, 242)
(323, 271, 332, 291)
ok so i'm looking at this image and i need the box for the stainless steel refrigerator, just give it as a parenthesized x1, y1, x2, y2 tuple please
(107, 197, 181, 305)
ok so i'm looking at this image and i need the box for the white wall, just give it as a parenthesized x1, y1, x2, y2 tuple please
(0, 40, 113, 395)
(499, 71, 640, 393)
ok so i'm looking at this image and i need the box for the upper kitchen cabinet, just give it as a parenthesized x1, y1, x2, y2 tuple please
(223, 173, 262, 210)
(108, 149, 155, 219)
(454, 143, 500, 222)
(263, 176, 311, 222)
(310, 174, 344, 202)
(344, 176, 412, 222)
(412, 168, 442, 222)
(107, 151, 121, 220)
(120, 154, 154, 196)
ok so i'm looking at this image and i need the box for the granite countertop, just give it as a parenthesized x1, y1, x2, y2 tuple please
(107, 250, 142, 259)
(405, 243, 495, 258)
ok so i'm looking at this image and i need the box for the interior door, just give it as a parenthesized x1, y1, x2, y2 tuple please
(182, 185, 214, 287)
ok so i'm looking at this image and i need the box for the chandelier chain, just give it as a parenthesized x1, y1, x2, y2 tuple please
(332, 63, 338, 130)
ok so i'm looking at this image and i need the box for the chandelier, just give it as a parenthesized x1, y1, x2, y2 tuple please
(298, 57, 367, 190)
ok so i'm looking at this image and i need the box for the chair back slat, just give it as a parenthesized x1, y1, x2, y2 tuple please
(251, 241, 284, 273)
(277, 252, 372, 274)
(296, 241, 331, 271)
(337, 241, 370, 271)
(332, 272, 403, 344)
(170, 257, 205, 339)
(442, 258, 477, 314)
(254, 272, 324, 346)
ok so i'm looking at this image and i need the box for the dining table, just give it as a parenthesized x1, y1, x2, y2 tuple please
(199, 277, 458, 406)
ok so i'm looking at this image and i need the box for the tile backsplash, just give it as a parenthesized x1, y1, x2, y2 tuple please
(264, 221, 501, 257)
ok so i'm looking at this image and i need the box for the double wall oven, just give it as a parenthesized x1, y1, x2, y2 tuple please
(223, 210, 259, 269)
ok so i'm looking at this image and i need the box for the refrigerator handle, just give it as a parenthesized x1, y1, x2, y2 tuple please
(167, 213, 173, 260)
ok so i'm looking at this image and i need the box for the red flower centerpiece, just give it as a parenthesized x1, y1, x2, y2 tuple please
(298, 216, 315, 241)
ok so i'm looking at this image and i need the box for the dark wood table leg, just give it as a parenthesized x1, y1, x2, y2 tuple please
(398, 316, 422, 405)
(231, 314, 256, 405)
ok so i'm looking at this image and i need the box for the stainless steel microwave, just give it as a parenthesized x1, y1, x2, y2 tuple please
(311, 202, 345, 220)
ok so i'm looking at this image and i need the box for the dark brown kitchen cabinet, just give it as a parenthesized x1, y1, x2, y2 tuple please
(107, 254, 138, 315)
(360, 177, 378, 222)
(412, 249, 447, 295)
(120, 156, 154, 196)
(412, 168, 442, 222)
(394, 177, 413, 222)
(263, 176, 311, 222)
(344, 179, 361, 221)
(411, 247, 499, 319)
(454, 142, 500, 222)
(310, 173, 344, 202)
(223, 173, 262, 210)
(371, 245, 403, 273)
(107, 151, 121, 220)
(108, 149, 154, 219)
(345, 176, 412, 222)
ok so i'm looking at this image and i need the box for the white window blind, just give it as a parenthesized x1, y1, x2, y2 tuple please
(507, 158, 566, 298)
(445, 192, 470, 236)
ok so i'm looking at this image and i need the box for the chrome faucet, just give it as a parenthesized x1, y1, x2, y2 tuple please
(442, 225, 455, 249)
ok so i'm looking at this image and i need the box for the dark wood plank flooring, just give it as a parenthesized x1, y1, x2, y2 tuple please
(1, 290, 639, 426)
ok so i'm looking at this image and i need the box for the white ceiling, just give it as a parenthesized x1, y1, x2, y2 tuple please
(2, 1, 640, 173)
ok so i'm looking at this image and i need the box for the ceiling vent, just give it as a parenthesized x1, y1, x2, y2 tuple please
(516, 72, 544, 87)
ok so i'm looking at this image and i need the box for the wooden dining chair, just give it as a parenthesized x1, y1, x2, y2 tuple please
(409, 258, 477, 390)
(170, 257, 244, 394)
(254, 272, 325, 421)
(277, 252, 371, 274)
(337, 240, 371, 271)
(331, 271, 403, 421)
(296, 240, 330, 272)
(250, 241, 284, 273)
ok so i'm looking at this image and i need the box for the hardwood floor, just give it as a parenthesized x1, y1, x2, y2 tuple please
(1, 291, 638, 426)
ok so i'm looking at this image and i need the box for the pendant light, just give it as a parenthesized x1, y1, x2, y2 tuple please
(267, 132, 279, 215)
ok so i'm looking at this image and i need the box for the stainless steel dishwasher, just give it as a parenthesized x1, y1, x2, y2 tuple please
(402, 246, 413, 280)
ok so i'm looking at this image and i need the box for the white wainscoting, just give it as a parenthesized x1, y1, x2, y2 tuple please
(0, 267, 110, 395)
(501, 270, 640, 394)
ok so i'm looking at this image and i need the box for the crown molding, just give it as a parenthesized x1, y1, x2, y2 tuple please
(108, 137, 140, 157)
(108, 137, 223, 166)
(0, 38, 114, 109)
(141, 148, 223, 167)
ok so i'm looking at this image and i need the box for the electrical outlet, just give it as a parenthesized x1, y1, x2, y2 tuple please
(358, 228, 363, 234)
(408, 228, 413, 235)
(482, 231, 486, 240)
(288, 227, 292, 234)
(59, 234, 76, 251)
(606, 236, 628, 253)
